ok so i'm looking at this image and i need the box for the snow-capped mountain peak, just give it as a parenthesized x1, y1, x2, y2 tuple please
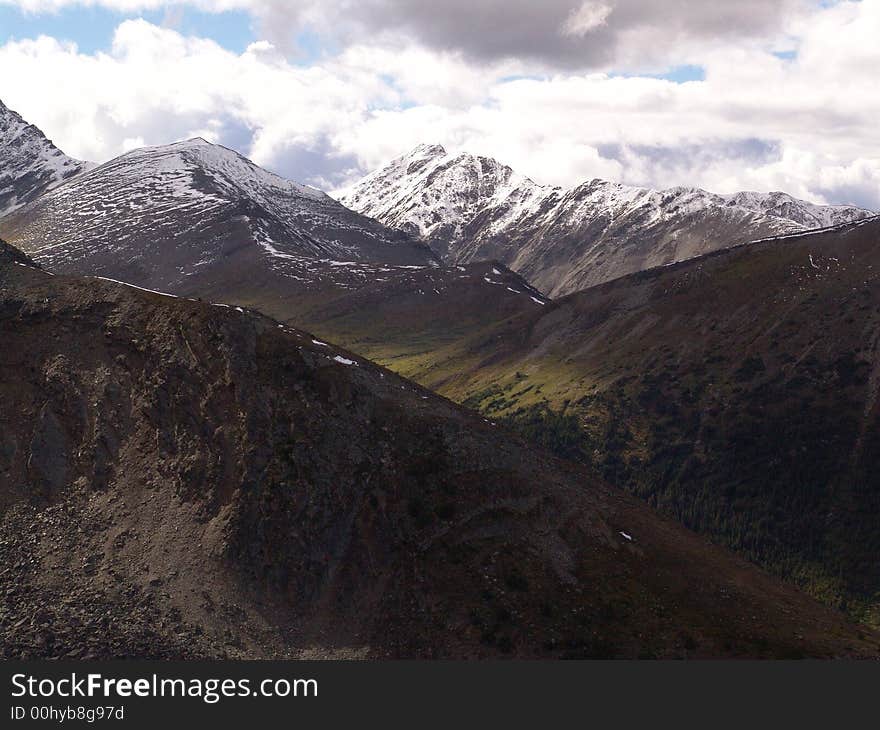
(341, 144, 557, 258)
(112, 137, 330, 212)
(410, 142, 447, 159)
(721, 189, 865, 228)
(341, 145, 874, 295)
(0, 136, 437, 291)
(0, 99, 91, 216)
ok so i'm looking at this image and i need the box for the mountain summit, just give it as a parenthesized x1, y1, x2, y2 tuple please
(341, 145, 873, 296)
(0, 99, 90, 216)
(0, 136, 437, 293)
(341, 144, 540, 259)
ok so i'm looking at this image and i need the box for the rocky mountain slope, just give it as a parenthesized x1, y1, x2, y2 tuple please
(309, 217, 880, 626)
(2, 239, 877, 659)
(0, 137, 438, 298)
(341, 145, 873, 296)
(0, 100, 90, 217)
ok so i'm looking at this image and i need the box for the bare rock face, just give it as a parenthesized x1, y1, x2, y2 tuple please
(341, 145, 873, 296)
(27, 405, 70, 496)
(1, 242, 877, 659)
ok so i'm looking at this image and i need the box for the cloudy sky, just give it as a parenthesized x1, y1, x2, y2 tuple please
(1, 0, 878, 208)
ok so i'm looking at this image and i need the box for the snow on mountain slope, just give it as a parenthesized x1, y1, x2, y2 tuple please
(0, 99, 90, 216)
(722, 190, 867, 229)
(340, 144, 552, 258)
(0, 137, 437, 293)
(341, 145, 874, 296)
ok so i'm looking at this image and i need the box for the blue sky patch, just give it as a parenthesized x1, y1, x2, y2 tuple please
(0, 6, 256, 54)
(610, 64, 705, 84)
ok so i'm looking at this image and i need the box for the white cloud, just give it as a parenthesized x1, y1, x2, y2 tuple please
(561, 2, 613, 38)
(0, 1, 877, 208)
(0, 0, 812, 70)
(0, 20, 389, 173)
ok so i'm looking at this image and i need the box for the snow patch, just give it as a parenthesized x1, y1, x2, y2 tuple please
(93, 276, 178, 299)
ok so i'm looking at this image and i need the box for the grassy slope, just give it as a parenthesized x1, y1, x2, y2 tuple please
(301, 219, 880, 627)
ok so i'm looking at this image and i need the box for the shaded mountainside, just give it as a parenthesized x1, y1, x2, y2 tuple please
(0, 138, 437, 299)
(202, 259, 552, 362)
(0, 99, 90, 217)
(2, 242, 877, 659)
(308, 217, 880, 626)
(341, 144, 873, 296)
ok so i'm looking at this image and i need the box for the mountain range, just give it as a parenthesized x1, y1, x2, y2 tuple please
(341, 144, 873, 296)
(0, 134, 437, 294)
(1, 98, 879, 655)
(0, 107, 551, 344)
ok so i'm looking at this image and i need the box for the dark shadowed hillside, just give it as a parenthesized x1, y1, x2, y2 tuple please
(313, 218, 880, 626)
(2, 240, 876, 659)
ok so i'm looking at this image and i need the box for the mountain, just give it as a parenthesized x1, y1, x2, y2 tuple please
(340, 144, 873, 296)
(0, 122, 548, 338)
(2, 240, 877, 659)
(0, 137, 438, 297)
(3, 108, 878, 636)
(0, 99, 90, 217)
(307, 216, 880, 627)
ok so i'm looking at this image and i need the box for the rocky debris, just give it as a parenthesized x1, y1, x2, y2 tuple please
(0, 502, 216, 660)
